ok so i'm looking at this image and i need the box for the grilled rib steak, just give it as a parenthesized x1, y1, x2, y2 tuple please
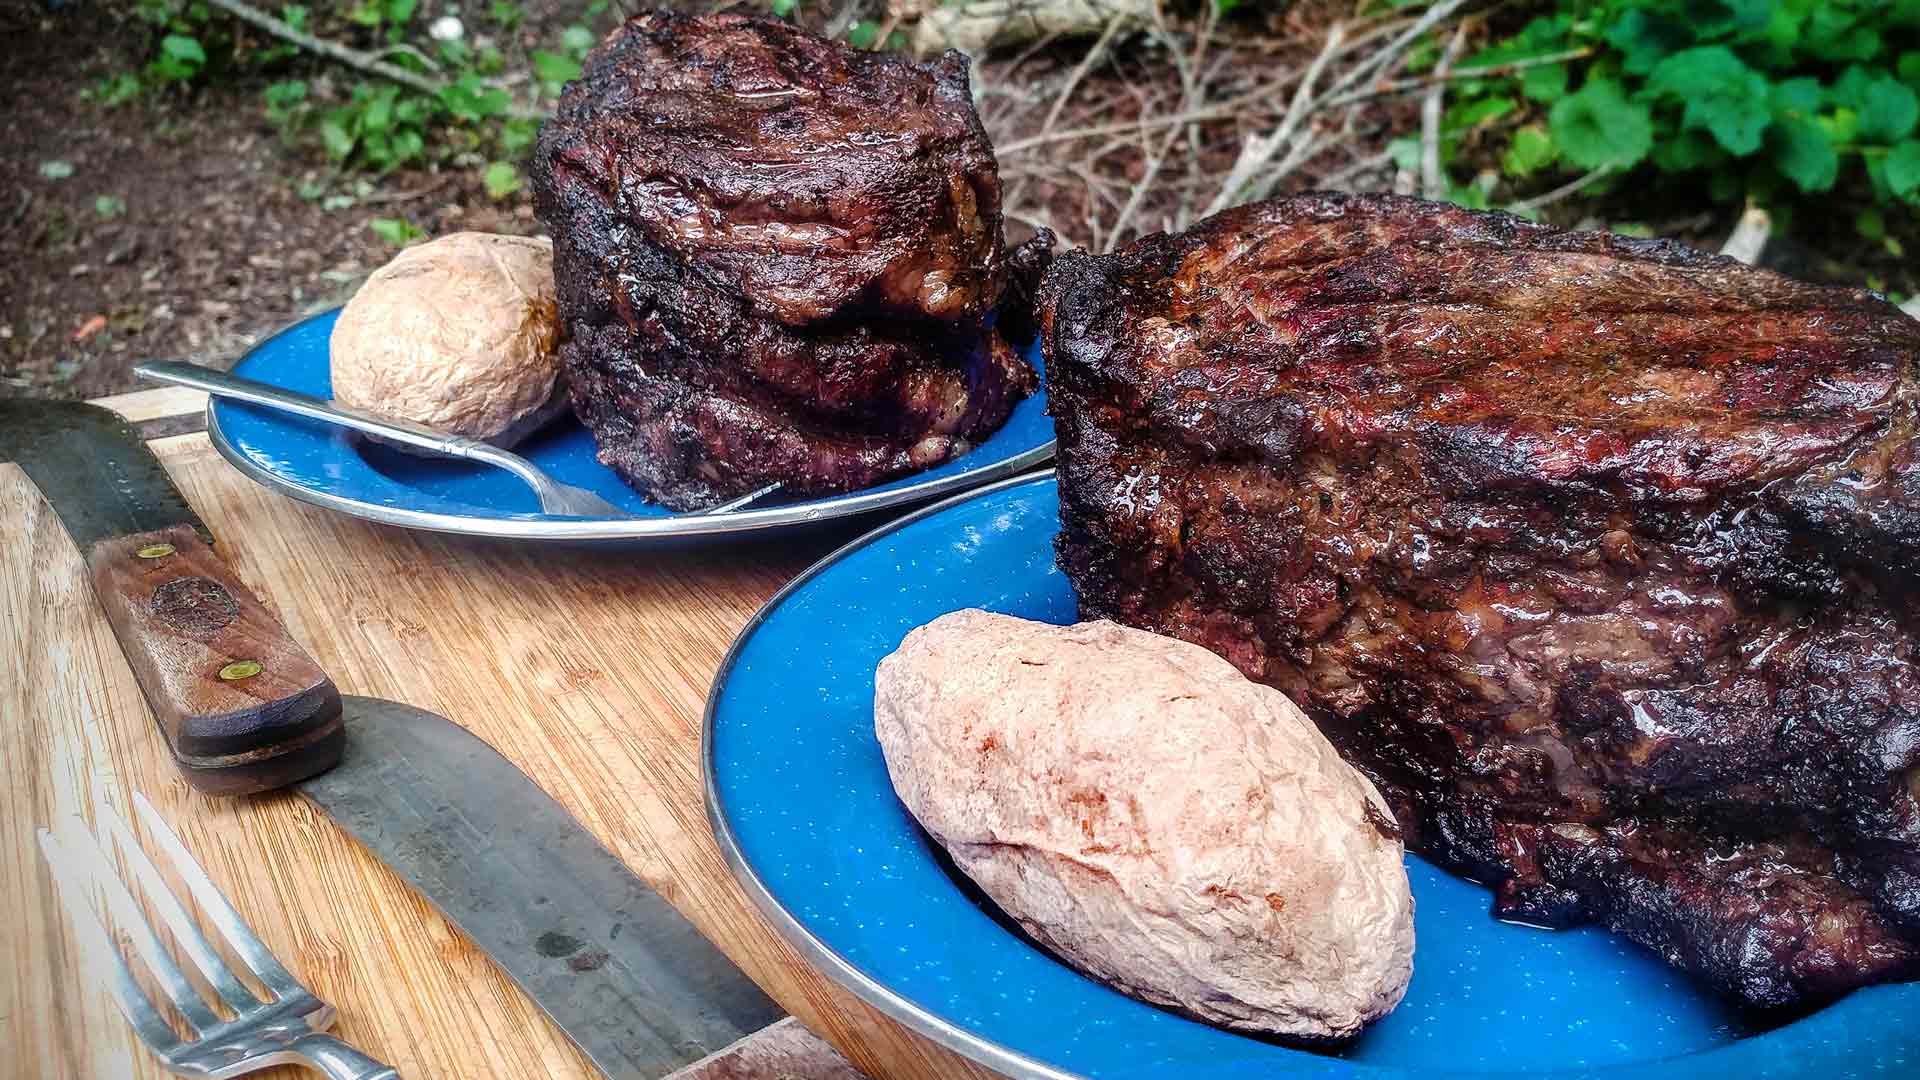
(531, 11, 1039, 510)
(1041, 192, 1920, 1008)
(536, 9, 1003, 328)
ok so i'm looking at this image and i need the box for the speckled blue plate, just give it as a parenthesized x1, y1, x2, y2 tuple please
(705, 471, 1919, 1079)
(205, 309, 1055, 541)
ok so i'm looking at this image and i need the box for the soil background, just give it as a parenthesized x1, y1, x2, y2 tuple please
(1, 0, 555, 400)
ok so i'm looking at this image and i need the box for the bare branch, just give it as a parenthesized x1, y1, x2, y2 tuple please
(1510, 166, 1613, 212)
(202, 0, 545, 119)
(1720, 200, 1773, 264)
(1420, 23, 1469, 201)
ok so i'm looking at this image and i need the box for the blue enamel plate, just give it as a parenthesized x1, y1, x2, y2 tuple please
(705, 471, 1919, 1080)
(205, 309, 1055, 541)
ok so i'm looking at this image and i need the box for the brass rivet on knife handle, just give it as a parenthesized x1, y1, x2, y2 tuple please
(86, 522, 344, 796)
(135, 543, 176, 559)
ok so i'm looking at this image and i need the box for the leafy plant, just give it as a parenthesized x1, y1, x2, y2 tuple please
(370, 217, 426, 246)
(1429, 0, 1920, 244)
(483, 161, 523, 199)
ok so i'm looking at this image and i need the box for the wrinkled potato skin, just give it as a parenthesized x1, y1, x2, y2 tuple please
(330, 232, 564, 445)
(874, 609, 1414, 1040)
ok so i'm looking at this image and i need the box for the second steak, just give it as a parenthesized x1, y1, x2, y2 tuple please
(1042, 192, 1920, 1009)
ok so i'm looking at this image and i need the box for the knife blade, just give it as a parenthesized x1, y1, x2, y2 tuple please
(4, 398, 784, 1076)
(303, 697, 784, 1077)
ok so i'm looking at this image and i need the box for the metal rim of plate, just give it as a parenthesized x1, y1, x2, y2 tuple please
(703, 469, 1082, 1080)
(202, 310, 1056, 542)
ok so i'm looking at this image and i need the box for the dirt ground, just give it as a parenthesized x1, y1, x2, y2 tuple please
(0, 0, 547, 401)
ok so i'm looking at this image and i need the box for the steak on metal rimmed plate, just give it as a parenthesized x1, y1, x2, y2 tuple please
(1041, 191, 1920, 1008)
(532, 10, 1042, 511)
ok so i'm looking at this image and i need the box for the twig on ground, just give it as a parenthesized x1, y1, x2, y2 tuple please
(824, 0, 867, 39)
(203, 0, 545, 119)
(1510, 165, 1613, 212)
(1203, 0, 1466, 216)
(1420, 23, 1469, 200)
(1040, 15, 1128, 137)
(356, 176, 453, 205)
(1719, 201, 1772, 264)
(1320, 148, 1396, 192)
(1324, 47, 1592, 109)
(1203, 21, 1347, 216)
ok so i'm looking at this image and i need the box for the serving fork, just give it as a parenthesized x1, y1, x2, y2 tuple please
(37, 791, 400, 1079)
(135, 361, 784, 518)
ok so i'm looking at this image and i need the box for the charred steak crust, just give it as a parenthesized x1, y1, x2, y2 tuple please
(536, 9, 1004, 328)
(1042, 191, 1920, 1008)
(531, 11, 1037, 511)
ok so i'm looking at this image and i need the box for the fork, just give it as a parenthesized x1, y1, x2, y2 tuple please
(134, 360, 632, 519)
(37, 791, 400, 1079)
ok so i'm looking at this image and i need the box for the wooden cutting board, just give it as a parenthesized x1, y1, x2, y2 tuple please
(0, 412, 1000, 1080)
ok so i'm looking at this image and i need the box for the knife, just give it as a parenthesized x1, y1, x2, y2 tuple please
(3, 399, 783, 1078)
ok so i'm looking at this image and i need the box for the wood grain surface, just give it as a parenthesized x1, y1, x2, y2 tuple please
(1, 430, 1000, 1080)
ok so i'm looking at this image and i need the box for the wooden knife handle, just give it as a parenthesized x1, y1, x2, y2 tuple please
(86, 523, 344, 795)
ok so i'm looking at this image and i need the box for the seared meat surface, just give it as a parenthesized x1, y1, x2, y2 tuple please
(1042, 192, 1920, 1008)
(533, 11, 1038, 510)
(538, 9, 1002, 328)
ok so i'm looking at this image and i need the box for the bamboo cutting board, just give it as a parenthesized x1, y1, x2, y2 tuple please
(0, 420, 1000, 1080)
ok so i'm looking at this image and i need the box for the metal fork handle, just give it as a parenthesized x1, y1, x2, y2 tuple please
(138, 360, 596, 517)
(290, 1032, 400, 1080)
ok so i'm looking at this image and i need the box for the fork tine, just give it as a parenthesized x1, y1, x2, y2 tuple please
(97, 800, 265, 1013)
(55, 815, 226, 1035)
(132, 791, 304, 997)
(37, 829, 186, 1053)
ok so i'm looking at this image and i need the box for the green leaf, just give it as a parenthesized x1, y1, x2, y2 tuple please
(441, 75, 508, 121)
(1387, 135, 1421, 173)
(483, 161, 522, 199)
(38, 159, 75, 180)
(1821, 106, 1862, 145)
(320, 118, 355, 160)
(1647, 47, 1772, 156)
(370, 218, 425, 246)
(1650, 129, 1725, 171)
(385, 0, 416, 24)
(532, 50, 581, 85)
(1444, 96, 1516, 133)
(498, 117, 539, 156)
(561, 25, 595, 54)
(846, 19, 880, 49)
(1834, 68, 1920, 143)
(1605, 10, 1688, 75)
(1806, 7, 1879, 61)
(1769, 118, 1839, 192)
(1857, 207, 1888, 241)
(1887, 140, 1920, 197)
(94, 194, 126, 218)
(161, 34, 206, 65)
(1501, 125, 1556, 177)
(1520, 63, 1568, 104)
(363, 89, 395, 133)
(1549, 78, 1653, 171)
(1900, 51, 1920, 86)
(1770, 77, 1823, 118)
(771, 0, 797, 16)
(281, 4, 307, 30)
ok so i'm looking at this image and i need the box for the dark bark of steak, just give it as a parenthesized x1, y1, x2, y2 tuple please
(531, 11, 1038, 510)
(1041, 192, 1920, 1008)
(536, 9, 1003, 328)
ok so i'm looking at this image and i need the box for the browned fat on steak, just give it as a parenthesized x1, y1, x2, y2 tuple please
(532, 11, 1041, 510)
(1041, 192, 1920, 1008)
